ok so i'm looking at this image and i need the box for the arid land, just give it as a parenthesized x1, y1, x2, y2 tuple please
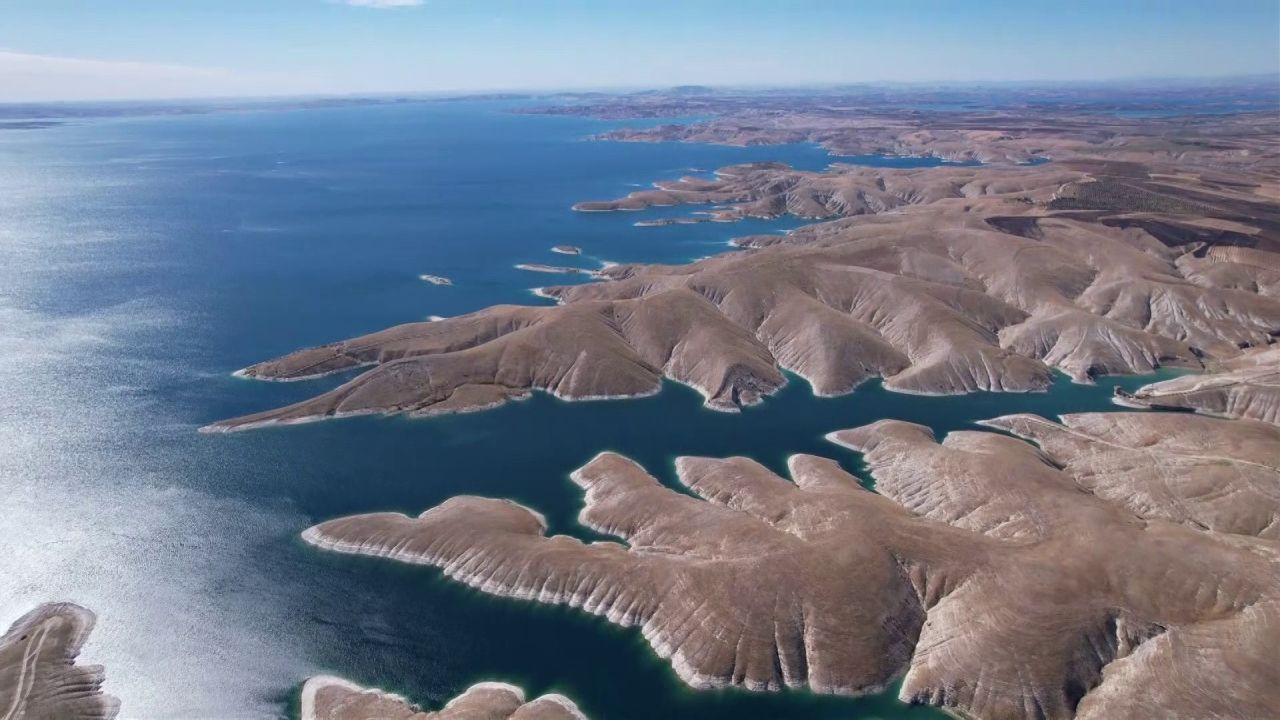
(199, 87, 1280, 719)
(207, 95, 1280, 431)
(0, 603, 118, 720)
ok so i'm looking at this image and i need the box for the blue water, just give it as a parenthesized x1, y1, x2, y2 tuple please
(0, 100, 1183, 719)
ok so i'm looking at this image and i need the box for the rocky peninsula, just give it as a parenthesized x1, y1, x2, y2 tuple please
(302, 411, 1280, 719)
(1117, 345, 1280, 426)
(301, 676, 586, 720)
(206, 119, 1280, 431)
(0, 603, 119, 720)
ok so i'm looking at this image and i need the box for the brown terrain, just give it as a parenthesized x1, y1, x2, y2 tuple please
(588, 108, 1279, 166)
(0, 603, 119, 720)
(1116, 345, 1280, 425)
(529, 84, 1280, 166)
(302, 411, 1280, 720)
(207, 91, 1280, 719)
(301, 676, 586, 720)
(204, 108, 1280, 431)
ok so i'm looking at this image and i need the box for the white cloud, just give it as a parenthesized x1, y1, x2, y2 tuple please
(339, 0, 424, 7)
(0, 50, 245, 101)
(0, 50, 228, 82)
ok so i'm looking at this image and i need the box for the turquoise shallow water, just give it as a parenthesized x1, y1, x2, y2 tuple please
(0, 100, 1186, 719)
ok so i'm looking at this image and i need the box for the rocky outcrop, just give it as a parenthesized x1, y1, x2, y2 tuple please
(571, 162, 1079, 220)
(203, 295, 784, 431)
(1116, 346, 1280, 426)
(982, 412, 1280, 539)
(302, 454, 937, 697)
(0, 603, 119, 720)
(302, 412, 1280, 719)
(301, 676, 586, 720)
(206, 205, 1280, 431)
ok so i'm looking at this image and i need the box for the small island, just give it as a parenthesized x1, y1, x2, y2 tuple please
(301, 676, 587, 720)
(633, 217, 712, 227)
(515, 263, 601, 276)
(551, 245, 582, 255)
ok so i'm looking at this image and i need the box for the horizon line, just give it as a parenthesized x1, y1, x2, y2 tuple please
(2, 71, 1278, 107)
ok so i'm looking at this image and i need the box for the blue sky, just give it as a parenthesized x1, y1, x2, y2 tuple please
(0, 0, 1277, 101)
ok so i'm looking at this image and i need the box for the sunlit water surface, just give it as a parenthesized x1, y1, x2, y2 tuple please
(0, 101, 1184, 719)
